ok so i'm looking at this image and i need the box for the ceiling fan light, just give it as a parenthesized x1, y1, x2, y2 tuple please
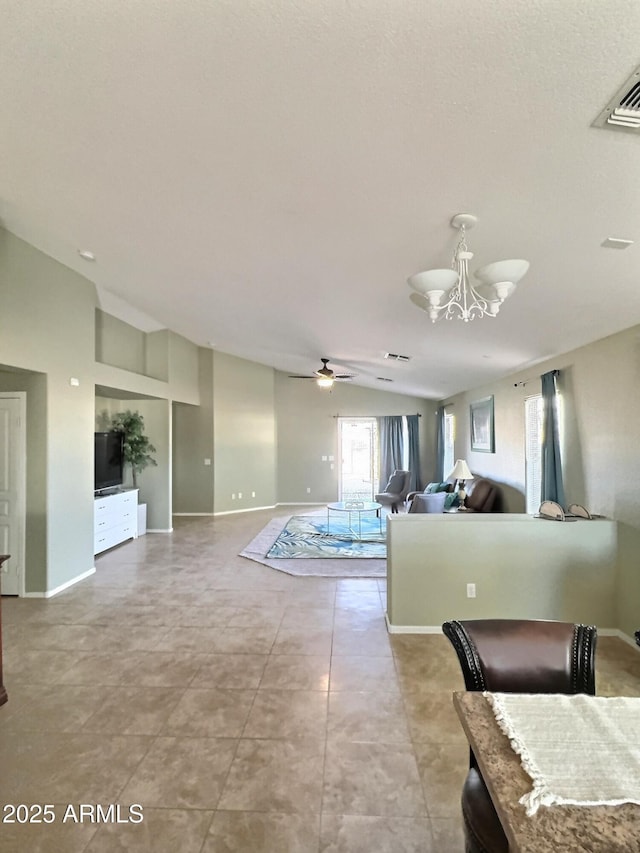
(407, 268, 458, 295)
(316, 377, 334, 388)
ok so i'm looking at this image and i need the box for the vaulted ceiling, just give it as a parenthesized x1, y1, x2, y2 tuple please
(2, 1, 639, 398)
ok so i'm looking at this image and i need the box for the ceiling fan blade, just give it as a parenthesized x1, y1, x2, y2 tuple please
(287, 375, 315, 379)
(334, 374, 355, 380)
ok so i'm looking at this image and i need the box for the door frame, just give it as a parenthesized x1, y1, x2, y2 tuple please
(0, 392, 27, 597)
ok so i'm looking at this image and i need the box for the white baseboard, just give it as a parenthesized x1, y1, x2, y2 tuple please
(173, 513, 215, 517)
(385, 614, 443, 634)
(24, 567, 96, 599)
(147, 528, 173, 533)
(383, 618, 640, 648)
(213, 505, 277, 517)
(277, 502, 325, 506)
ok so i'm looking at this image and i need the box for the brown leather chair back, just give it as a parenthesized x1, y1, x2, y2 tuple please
(443, 618, 596, 695)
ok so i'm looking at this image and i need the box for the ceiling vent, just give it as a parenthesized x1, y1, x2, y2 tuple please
(377, 377, 393, 382)
(593, 65, 640, 133)
(383, 352, 411, 361)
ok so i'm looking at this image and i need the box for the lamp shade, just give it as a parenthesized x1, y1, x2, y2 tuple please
(447, 459, 473, 481)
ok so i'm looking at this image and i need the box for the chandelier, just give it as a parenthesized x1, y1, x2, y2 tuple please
(407, 214, 529, 323)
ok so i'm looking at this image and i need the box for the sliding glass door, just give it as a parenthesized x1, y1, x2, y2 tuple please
(338, 418, 379, 501)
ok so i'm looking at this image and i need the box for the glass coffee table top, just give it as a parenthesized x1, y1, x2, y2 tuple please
(326, 501, 382, 539)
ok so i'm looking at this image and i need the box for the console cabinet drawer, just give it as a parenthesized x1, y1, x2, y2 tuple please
(94, 490, 138, 555)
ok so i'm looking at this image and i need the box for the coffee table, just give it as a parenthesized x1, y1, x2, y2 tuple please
(326, 501, 382, 539)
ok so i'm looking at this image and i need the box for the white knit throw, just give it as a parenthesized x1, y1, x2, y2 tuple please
(484, 692, 640, 816)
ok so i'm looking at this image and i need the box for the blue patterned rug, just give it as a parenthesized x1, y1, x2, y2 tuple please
(266, 514, 386, 559)
(240, 513, 387, 577)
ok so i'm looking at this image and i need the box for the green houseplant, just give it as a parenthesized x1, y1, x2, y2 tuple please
(110, 410, 157, 489)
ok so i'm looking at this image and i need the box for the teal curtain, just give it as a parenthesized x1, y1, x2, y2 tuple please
(541, 370, 565, 506)
(406, 414, 421, 492)
(377, 416, 403, 490)
(435, 406, 445, 482)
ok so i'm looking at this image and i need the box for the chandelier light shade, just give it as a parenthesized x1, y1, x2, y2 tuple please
(408, 214, 529, 322)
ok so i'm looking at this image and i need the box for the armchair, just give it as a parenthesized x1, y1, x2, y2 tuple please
(374, 469, 411, 513)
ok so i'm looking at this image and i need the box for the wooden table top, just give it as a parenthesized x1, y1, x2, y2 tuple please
(453, 691, 640, 852)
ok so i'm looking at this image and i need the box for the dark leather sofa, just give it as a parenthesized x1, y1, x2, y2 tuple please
(463, 477, 499, 512)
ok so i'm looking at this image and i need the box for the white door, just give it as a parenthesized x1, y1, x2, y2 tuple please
(0, 395, 26, 596)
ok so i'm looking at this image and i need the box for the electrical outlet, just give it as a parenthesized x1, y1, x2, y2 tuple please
(251, 491, 256, 498)
(238, 492, 242, 499)
(306, 487, 311, 494)
(466, 583, 476, 598)
(232, 493, 236, 500)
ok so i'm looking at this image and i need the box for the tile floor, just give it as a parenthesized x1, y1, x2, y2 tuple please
(1, 507, 639, 852)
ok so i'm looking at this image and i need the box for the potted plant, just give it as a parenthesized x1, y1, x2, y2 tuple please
(110, 410, 157, 489)
(110, 410, 157, 535)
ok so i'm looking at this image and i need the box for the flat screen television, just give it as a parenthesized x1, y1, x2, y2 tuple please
(94, 430, 125, 492)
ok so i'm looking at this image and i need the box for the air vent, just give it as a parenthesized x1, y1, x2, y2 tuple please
(377, 377, 393, 382)
(593, 65, 640, 133)
(383, 352, 411, 361)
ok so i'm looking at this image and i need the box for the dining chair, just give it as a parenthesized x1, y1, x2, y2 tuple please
(442, 618, 597, 853)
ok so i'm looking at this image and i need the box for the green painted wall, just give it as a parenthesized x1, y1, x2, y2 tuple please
(275, 371, 437, 504)
(95, 310, 146, 375)
(387, 514, 618, 629)
(0, 230, 96, 593)
(213, 351, 277, 513)
(172, 348, 214, 514)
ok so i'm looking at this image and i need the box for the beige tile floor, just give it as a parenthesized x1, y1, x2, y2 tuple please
(1, 507, 639, 852)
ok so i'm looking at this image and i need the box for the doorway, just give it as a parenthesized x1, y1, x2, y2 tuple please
(0, 393, 26, 596)
(338, 418, 379, 501)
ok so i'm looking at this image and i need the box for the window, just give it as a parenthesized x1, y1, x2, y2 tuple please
(443, 412, 455, 479)
(525, 395, 543, 513)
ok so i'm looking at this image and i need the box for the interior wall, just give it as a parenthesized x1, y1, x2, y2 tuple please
(275, 372, 438, 504)
(0, 229, 96, 593)
(172, 348, 214, 514)
(213, 351, 277, 514)
(95, 310, 146, 375)
(441, 323, 640, 638)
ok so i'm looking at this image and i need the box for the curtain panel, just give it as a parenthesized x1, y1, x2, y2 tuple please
(540, 369, 566, 506)
(406, 414, 421, 493)
(377, 416, 404, 491)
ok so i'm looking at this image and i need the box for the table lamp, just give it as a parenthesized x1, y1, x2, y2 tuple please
(447, 459, 474, 508)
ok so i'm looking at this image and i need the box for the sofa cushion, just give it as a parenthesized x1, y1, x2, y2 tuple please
(444, 493, 459, 510)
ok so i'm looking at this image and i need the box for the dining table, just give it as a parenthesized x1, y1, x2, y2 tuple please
(453, 691, 640, 852)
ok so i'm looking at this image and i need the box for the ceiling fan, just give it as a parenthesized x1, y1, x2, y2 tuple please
(288, 358, 355, 388)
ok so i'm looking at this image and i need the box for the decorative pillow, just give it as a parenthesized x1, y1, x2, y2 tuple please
(385, 472, 405, 493)
(425, 481, 450, 494)
(444, 493, 459, 509)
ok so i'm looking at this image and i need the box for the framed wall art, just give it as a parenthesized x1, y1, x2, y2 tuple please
(470, 395, 495, 453)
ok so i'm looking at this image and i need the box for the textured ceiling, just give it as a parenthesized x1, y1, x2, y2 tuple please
(1, 1, 639, 398)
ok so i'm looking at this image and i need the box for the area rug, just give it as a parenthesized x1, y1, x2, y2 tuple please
(240, 514, 387, 578)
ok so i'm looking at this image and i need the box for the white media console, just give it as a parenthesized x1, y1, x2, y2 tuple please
(94, 489, 139, 555)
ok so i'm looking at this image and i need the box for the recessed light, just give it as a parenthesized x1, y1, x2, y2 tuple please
(601, 238, 634, 249)
(78, 249, 96, 261)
